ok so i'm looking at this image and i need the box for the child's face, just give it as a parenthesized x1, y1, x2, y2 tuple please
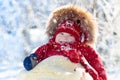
(55, 32, 75, 44)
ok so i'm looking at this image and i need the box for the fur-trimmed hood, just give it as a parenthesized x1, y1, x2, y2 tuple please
(46, 5, 97, 45)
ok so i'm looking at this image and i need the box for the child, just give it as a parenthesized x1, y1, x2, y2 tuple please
(23, 5, 107, 80)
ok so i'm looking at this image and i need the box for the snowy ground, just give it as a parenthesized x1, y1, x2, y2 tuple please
(0, 0, 120, 80)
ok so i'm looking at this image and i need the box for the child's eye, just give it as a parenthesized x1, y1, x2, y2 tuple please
(61, 32, 64, 35)
(69, 34, 73, 37)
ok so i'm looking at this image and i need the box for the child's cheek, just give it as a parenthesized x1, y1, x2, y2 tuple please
(55, 37, 61, 43)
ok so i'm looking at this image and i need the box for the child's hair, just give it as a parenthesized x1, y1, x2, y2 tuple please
(46, 5, 97, 46)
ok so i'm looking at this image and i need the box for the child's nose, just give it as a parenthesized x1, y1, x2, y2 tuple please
(62, 37, 67, 41)
(64, 36, 69, 40)
(65, 37, 69, 42)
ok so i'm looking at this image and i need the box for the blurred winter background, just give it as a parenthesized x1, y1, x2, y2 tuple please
(0, 0, 120, 80)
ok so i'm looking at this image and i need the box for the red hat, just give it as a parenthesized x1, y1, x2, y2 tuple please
(53, 20, 81, 41)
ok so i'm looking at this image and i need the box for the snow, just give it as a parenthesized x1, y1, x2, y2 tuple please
(0, 0, 120, 80)
(18, 56, 93, 80)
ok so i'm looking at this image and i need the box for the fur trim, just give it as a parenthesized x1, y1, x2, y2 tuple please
(46, 5, 97, 45)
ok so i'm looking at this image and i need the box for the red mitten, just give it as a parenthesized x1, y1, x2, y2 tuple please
(63, 49, 80, 63)
(78, 52, 99, 80)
